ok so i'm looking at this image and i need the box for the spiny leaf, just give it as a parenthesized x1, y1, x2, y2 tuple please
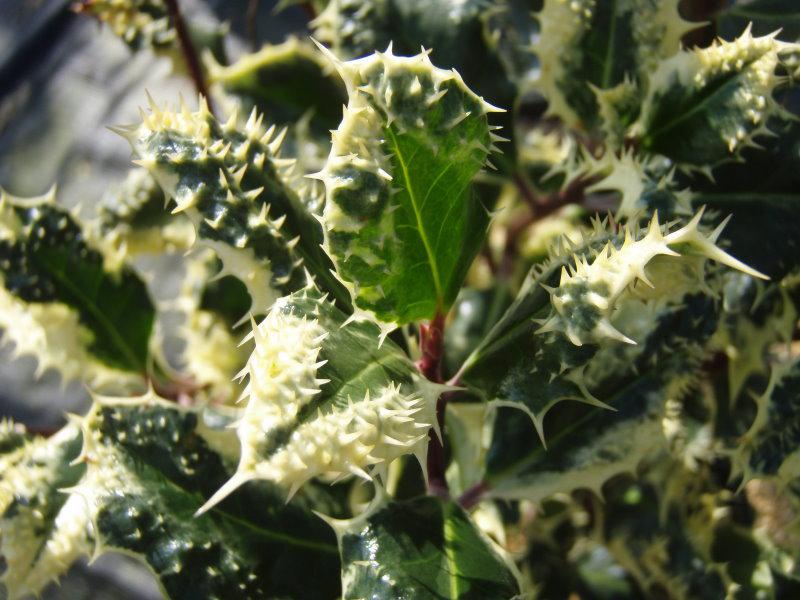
(120, 96, 347, 316)
(538, 210, 766, 347)
(205, 37, 347, 130)
(457, 216, 616, 380)
(199, 286, 441, 512)
(533, 0, 695, 130)
(174, 252, 252, 403)
(715, 274, 798, 402)
(483, 291, 719, 500)
(73, 392, 342, 600)
(601, 470, 736, 599)
(95, 167, 194, 257)
(313, 0, 516, 111)
(0, 422, 90, 600)
(577, 149, 692, 221)
(717, 0, 800, 41)
(733, 359, 800, 487)
(636, 27, 799, 167)
(74, 0, 174, 52)
(328, 491, 521, 599)
(315, 44, 501, 325)
(74, 0, 227, 68)
(0, 189, 154, 386)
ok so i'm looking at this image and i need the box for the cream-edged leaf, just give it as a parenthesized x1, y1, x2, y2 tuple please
(0, 189, 154, 388)
(316, 45, 499, 326)
(0, 422, 90, 600)
(636, 28, 799, 166)
(200, 287, 441, 511)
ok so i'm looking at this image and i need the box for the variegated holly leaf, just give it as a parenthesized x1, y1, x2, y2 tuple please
(636, 28, 799, 167)
(533, 0, 696, 131)
(328, 492, 521, 599)
(460, 208, 762, 446)
(206, 37, 347, 130)
(314, 45, 501, 326)
(537, 210, 766, 347)
(200, 286, 441, 511)
(74, 0, 226, 67)
(715, 274, 797, 402)
(717, 0, 800, 41)
(601, 471, 737, 599)
(0, 421, 90, 600)
(313, 0, 516, 111)
(69, 392, 342, 600)
(733, 359, 800, 486)
(176, 253, 253, 403)
(482, 291, 717, 502)
(0, 189, 154, 388)
(95, 167, 194, 257)
(119, 96, 348, 318)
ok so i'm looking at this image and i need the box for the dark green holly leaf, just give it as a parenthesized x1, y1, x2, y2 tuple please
(75, 392, 342, 600)
(0, 189, 154, 384)
(333, 493, 521, 599)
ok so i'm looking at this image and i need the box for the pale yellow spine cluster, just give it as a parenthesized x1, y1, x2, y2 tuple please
(256, 383, 431, 495)
(0, 425, 92, 600)
(540, 210, 767, 346)
(237, 304, 329, 460)
(693, 29, 781, 152)
(534, 0, 596, 127)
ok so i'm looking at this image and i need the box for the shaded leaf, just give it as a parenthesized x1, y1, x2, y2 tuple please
(333, 493, 521, 599)
(637, 28, 797, 166)
(75, 392, 342, 600)
(717, 0, 800, 42)
(206, 37, 347, 130)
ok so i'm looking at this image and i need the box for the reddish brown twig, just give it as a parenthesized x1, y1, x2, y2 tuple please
(163, 0, 215, 115)
(416, 311, 450, 497)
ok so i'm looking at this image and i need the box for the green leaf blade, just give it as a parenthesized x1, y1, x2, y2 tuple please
(319, 47, 498, 325)
(0, 190, 154, 383)
(337, 495, 520, 599)
(78, 394, 342, 600)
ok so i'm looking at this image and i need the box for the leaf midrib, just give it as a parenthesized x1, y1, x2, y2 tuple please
(386, 126, 444, 306)
(442, 512, 462, 598)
